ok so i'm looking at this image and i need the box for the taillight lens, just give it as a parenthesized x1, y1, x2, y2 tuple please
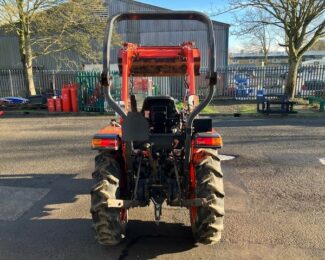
(92, 136, 119, 150)
(195, 133, 223, 148)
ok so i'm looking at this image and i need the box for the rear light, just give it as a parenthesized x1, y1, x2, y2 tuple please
(194, 133, 223, 148)
(91, 134, 120, 150)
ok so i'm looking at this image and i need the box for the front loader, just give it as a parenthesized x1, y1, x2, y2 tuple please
(90, 11, 225, 245)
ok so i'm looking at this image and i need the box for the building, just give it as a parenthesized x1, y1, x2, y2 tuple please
(230, 51, 325, 66)
(0, 0, 229, 98)
(0, 0, 229, 70)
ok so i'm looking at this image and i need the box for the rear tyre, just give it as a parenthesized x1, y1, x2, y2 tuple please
(90, 152, 125, 245)
(191, 148, 225, 245)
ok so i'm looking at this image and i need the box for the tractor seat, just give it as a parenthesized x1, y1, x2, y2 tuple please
(141, 96, 179, 133)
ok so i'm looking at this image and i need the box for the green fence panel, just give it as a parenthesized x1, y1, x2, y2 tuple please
(76, 71, 104, 113)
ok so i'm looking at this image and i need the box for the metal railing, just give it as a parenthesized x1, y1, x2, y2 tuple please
(206, 65, 325, 100)
(1, 65, 324, 100)
(0, 69, 77, 97)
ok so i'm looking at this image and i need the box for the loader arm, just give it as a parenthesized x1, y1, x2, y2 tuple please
(101, 11, 217, 167)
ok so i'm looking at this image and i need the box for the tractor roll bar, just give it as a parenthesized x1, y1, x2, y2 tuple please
(102, 11, 217, 121)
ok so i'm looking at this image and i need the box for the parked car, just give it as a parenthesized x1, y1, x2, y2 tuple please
(300, 80, 325, 97)
(302, 80, 325, 90)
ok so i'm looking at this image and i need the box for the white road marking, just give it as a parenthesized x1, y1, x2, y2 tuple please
(319, 158, 325, 165)
(219, 154, 237, 161)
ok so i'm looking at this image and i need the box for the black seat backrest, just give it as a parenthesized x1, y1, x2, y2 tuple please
(141, 96, 179, 133)
(141, 96, 178, 118)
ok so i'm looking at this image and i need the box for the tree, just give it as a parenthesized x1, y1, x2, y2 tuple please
(310, 39, 325, 50)
(248, 25, 272, 65)
(0, 0, 113, 96)
(233, 10, 275, 65)
(214, 0, 325, 99)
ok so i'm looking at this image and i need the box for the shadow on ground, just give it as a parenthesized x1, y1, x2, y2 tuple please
(0, 173, 196, 259)
(0, 173, 90, 216)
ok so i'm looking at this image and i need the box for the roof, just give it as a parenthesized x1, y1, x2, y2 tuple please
(116, 0, 169, 11)
(232, 51, 325, 59)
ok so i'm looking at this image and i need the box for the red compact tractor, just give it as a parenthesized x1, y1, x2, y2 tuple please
(90, 12, 224, 245)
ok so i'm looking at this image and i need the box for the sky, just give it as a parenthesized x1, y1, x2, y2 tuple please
(137, 0, 243, 52)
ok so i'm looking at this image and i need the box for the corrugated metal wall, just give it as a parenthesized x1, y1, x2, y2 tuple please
(0, 34, 80, 70)
(107, 0, 229, 68)
(106, 0, 229, 97)
(0, 36, 21, 68)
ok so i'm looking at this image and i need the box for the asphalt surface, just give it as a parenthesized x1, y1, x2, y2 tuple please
(0, 116, 324, 260)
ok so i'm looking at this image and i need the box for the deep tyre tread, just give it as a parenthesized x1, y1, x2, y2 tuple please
(192, 148, 225, 245)
(90, 152, 125, 246)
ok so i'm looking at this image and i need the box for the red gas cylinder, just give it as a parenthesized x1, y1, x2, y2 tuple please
(70, 84, 79, 112)
(55, 97, 62, 112)
(61, 86, 71, 112)
(47, 98, 56, 112)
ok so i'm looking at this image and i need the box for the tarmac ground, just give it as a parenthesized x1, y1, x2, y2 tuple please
(0, 116, 324, 260)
